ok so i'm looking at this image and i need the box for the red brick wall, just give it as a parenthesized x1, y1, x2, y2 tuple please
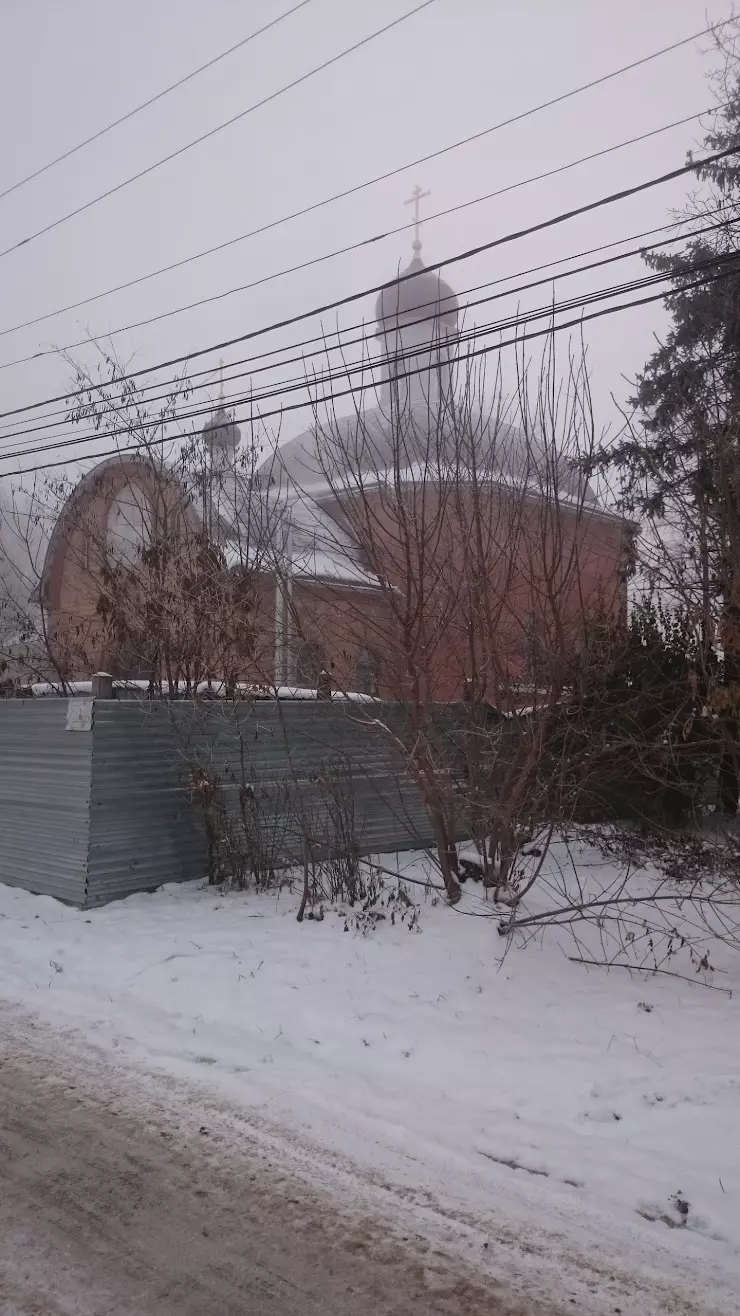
(314, 481, 628, 702)
(45, 467, 626, 703)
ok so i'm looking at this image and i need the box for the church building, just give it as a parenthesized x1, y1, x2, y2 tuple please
(40, 208, 627, 702)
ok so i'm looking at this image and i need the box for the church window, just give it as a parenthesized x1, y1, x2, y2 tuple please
(355, 647, 380, 695)
(523, 614, 544, 685)
(106, 482, 151, 568)
(107, 636, 154, 682)
(295, 641, 325, 689)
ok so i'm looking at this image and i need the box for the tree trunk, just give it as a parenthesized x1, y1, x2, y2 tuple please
(719, 598, 740, 815)
(719, 740, 739, 814)
(430, 808, 461, 904)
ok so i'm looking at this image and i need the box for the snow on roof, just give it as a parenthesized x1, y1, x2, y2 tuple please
(258, 403, 604, 511)
(297, 461, 619, 525)
(233, 486, 382, 588)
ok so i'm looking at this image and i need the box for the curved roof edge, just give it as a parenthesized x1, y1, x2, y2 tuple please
(39, 454, 185, 608)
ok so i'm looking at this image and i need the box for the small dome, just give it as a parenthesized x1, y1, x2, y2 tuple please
(375, 256, 458, 337)
(203, 406, 240, 456)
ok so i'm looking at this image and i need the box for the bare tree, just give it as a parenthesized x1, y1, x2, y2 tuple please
(270, 329, 628, 905)
(0, 346, 280, 693)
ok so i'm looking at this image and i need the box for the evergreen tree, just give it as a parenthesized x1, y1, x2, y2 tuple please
(599, 23, 740, 809)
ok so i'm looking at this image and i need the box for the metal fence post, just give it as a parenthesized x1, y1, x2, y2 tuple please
(91, 671, 114, 699)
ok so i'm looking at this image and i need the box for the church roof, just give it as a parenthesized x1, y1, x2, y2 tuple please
(375, 255, 458, 336)
(225, 483, 382, 588)
(257, 403, 603, 510)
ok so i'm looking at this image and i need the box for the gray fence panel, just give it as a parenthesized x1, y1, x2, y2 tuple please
(87, 701, 207, 907)
(169, 700, 443, 862)
(0, 700, 90, 903)
(0, 698, 469, 908)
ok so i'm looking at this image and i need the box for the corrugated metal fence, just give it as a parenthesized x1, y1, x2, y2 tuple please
(0, 698, 466, 908)
(0, 701, 91, 903)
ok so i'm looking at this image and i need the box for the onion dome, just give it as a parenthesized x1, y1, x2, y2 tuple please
(375, 255, 458, 338)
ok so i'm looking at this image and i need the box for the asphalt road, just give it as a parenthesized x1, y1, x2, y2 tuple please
(0, 1013, 536, 1316)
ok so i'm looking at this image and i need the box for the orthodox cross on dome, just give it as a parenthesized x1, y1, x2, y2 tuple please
(217, 357, 225, 403)
(405, 183, 430, 257)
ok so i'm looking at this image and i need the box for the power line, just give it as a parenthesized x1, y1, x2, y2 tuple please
(0, 105, 715, 356)
(0, 0, 438, 262)
(93, 204, 734, 400)
(3, 252, 739, 468)
(9, 260, 740, 479)
(0, 0, 315, 204)
(0, 204, 721, 436)
(1, 212, 734, 449)
(1, 139, 737, 424)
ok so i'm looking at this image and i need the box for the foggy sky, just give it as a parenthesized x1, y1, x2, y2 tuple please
(0, 0, 734, 473)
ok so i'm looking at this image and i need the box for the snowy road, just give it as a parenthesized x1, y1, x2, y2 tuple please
(1, 852, 738, 1314)
(0, 1013, 538, 1316)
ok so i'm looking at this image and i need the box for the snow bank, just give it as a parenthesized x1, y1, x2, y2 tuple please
(0, 839, 738, 1312)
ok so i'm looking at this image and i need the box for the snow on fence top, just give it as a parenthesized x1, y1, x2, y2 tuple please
(27, 680, 378, 703)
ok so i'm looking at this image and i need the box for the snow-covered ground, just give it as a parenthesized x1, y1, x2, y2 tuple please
(1, 839, 738, 1314)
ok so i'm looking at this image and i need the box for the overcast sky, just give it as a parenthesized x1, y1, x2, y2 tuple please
(0, 0, 735, 473)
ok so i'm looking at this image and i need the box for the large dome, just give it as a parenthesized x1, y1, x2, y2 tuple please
(375, 256, 458, 337)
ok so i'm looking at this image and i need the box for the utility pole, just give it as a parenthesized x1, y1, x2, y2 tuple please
(273, 515, 293, 687)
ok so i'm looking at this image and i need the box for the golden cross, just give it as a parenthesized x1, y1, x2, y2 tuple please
(405, 183, 431, 254)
